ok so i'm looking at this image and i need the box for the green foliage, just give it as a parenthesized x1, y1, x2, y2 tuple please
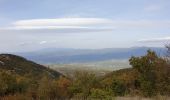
(0, 71, 18, 96)
(69, 71, 99, 99)
(90, 88, 113, 99)
(129, 50, 170, 97)
(111, 79, 126, 96)
(37, 76, 72, 100)
(37, 76, 58, 100)
(129, 50, 158, 73)
(17, 76, 30, 93)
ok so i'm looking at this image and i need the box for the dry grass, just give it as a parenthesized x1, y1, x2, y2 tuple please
(115, 96, 170, 100)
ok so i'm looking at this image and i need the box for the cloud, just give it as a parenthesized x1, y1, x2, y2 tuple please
(39, 41, 47, 44)
(111, 20, 170, 29)
(11, 18, 170, 29)
(1, 18, 170, 34)
(144, 5, 161, 12)
(138, 37, 170, 43)
(18, 42, 34, 46)
(13, 18, 112, 26)
(18, 40, 59, 46)
(0, 18, 113, 33)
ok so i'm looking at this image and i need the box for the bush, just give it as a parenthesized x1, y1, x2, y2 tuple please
(90, 88, 113, 99)
(0, 71, 18, 96)
(129, 50, 170, 97)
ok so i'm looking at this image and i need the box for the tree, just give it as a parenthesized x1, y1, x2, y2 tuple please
(129, 50, 170, 96)
(37, 76, 58, 100)
(166, 44, 170, 57)
(90, 88, 113, 99)
(16, 76, 30, 93)
(0, 71, 18, 96)
(55, 76, 72, 99)
(111, 79, 126, 96)
(69, 71, 99, 99)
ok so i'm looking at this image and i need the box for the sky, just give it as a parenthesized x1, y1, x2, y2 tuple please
(0, 0, 170, 52)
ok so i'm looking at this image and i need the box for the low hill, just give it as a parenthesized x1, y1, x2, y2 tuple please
(0, 54, 62, 78)
(102, 68, 138, 83)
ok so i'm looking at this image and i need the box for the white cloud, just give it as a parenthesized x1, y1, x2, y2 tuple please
(13, 18, 112, 26)
(18, 41, 50, 46)
(11, 18, 170, 29)
(138, 37, 170, 43)
(18, 42, 34, 46)
(1, 26, 90, 30)
(39, 41, 47, 44)
(1, 18, 170, 34)
(0, 18, 113, 33)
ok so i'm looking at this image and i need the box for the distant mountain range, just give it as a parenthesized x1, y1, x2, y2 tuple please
(15, 47, 166, 64)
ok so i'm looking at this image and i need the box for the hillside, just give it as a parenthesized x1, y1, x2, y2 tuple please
(0, 54, 62, 78)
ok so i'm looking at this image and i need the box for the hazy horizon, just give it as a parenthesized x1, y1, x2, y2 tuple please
(0, 46, 165, 53)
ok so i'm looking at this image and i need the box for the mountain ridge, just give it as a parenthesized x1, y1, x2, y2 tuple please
(13, 47, 166, 64)
(0, 54, 62, 78)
